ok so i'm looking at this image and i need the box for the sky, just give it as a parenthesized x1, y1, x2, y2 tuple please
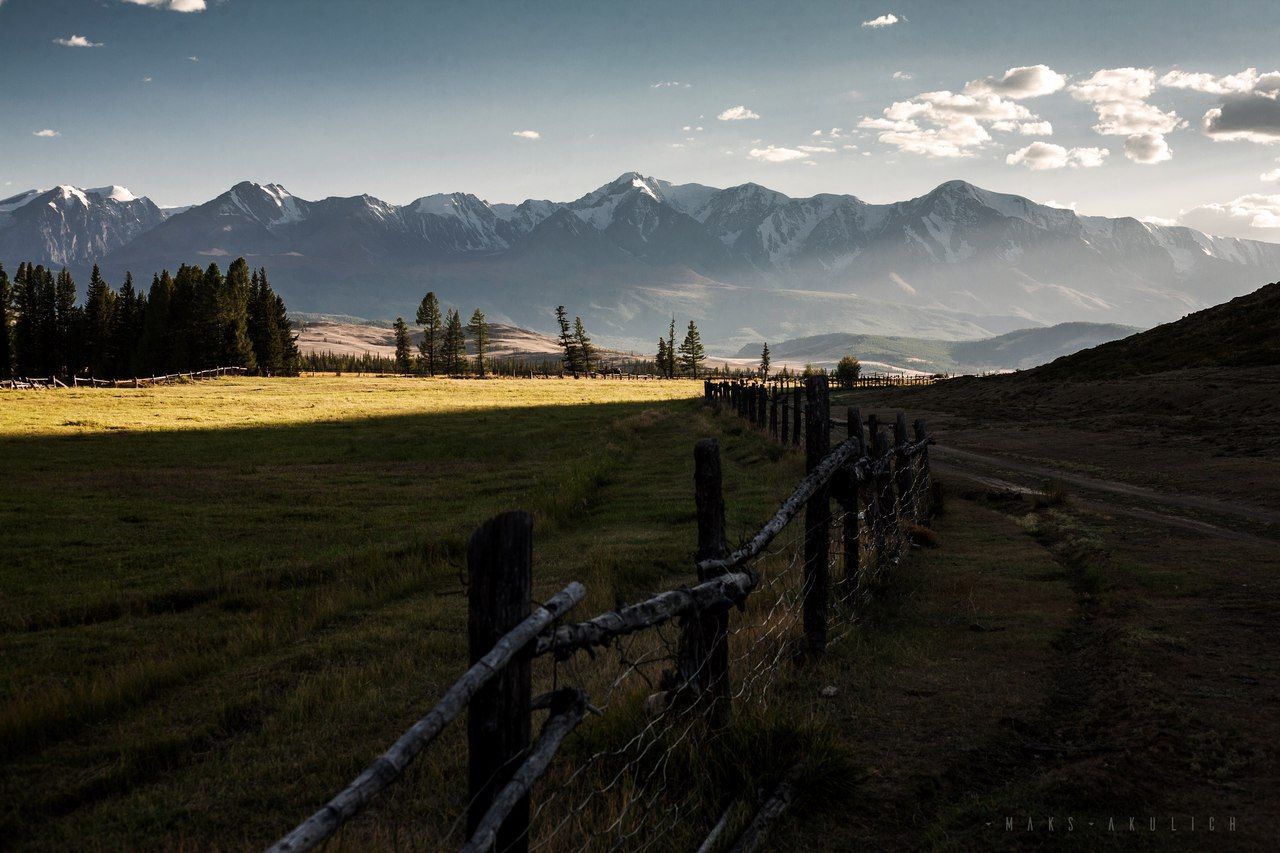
(2, 0, 1279, 241)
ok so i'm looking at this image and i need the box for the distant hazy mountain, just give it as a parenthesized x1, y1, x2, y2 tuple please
(3, 174, 1278, 350)
(733, 321, 1138, 374)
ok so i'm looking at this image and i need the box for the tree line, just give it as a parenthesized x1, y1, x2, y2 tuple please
(0, 258, 299, 381)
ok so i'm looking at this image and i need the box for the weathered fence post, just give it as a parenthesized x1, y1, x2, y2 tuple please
(780, 395, 789, 445)
(838, 407, 864, 590)
(870, 423, 897, 581)
(913, 418, 932, 523)
(769, 387, 779, 437)
(791, 387, 802, 447)
(803, 375, 830, 655)
(893, 413, 915, 522)
(685, 438, 731, 729)
(467, 512, 533, 853)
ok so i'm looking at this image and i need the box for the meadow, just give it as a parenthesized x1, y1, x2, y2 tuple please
(0, 376, 813, 848)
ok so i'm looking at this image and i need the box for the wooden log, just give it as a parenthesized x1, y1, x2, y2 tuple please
(467, 512, 534, 852)
(727, 780, 797, 853)
(460, 689, 587, 853)
(685, 438, 731, 728)
(266, 581, 583, 853)
(803, 375, 830, 655)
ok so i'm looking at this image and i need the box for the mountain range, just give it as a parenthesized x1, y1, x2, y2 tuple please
(3, 173, 1278, 350)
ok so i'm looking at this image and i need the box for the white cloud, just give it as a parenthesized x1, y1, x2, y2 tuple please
(718, 105, 760, 121)
(1160, 68, 1280, 96)
(1124, 130, 1172, 164)
(512, 130, 540, 140)
(122, 0, 207, 11)
(860, 84, 1048, 157)
(1140, 215, 1179, 226)
(1045, 199, 1078, 211)
(748, 145, 810, 162)
(892, 71, 912, 80)
(861, 14, 899, 28)
(964, 64, 1066, 99)
(651, 81, 691, 89)
(797, 145, 836, 153)
(1180, 193, 1280, 237)
(1262, 163, 1280, 182)
(53, 34, 103, 48)
(188, 55, 199, 62)
(142, 76, 153, 82)
(1006, 141, 1109, 170)
(1070, 67, 1182, 164)
(33, 129, 61, 138)
(1201, 95, 1280, 144)
(992, 119, 1054, 135)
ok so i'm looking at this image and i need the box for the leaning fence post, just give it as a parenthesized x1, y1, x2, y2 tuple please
(467, 512, 533, 853)
(687, 438, 731, 729)
(913, 418, 932, 523)
(803, 375, 830, 655)
(893, 413, 915, 523)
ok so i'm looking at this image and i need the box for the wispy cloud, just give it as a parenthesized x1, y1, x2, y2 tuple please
(188, 55, 199, 62)
(33, 129, 61, 138)
(122, 0, 208, 11)
(748, 145, 809, 162)
(1181, 193, 1280, 236)
(892, 71, 912, 80)
(718, 105, 760, 121)
(651, 81, 691, 89)
(861, 13, 899, 29)
(53, 34, 103, 48)
(512, 130, 541, 140)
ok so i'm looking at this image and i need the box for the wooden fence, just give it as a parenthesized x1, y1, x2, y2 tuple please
(0, 366, 247, 390)
(269, 375, 934, 852)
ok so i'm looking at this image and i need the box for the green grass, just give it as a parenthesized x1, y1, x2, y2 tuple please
(0, 376, 821, 849)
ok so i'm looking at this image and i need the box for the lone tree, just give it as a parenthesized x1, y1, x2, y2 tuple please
(666, 316, 677, 378)
(416, 291, 442, 375)
(835, 354, 861, 388)
(677, 319, 706, 378)
(573, 316, 594, 374)
(555, 305, 580, 373)
(467, 308, 489, 377)
(443, 308, 465, 375)
(656, 337, 667, 377)
(393, 316, 412, 373)
(759, 342, 771, 378)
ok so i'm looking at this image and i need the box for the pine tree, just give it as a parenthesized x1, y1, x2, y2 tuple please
(443, 308, 465, 375)
(555, 305, 579, 373)
(0, 264, 12, 380)
(247, 269, 283, 374)
(759, 342, 771, 378)
(54, 267, 80, 377)
(573, 316, 594, 374)
(678, 319, 706, 378)
(667, 317, 677, 378)
(138, 271, 173, 375)
(83, 264, 115, 376)
(416, 291, 442, 375)
(467, 308, 489, 377)
(110, 272, 141, 378)
(393, 316, 412, 372)
(656, 338, 667, 378)
(219, 259, 257, 371)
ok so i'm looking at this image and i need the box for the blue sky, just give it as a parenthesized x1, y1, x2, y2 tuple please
(3, 0, 1279, 240)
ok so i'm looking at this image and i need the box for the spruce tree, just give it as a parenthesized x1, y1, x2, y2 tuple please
(555, 305, 579, 373)
(83, 264, 115, 376)
(443, 308, 465, 375)
(219, 259, 257, 371)
(656, 338, 667, 378)
(138, 271, 173, 375)
(416, 291, 442, 375)
(54, 268, 80, 377)
(759, 342, 771, 378)
(393, 317, 412, 372)
(467, 308, 489, 377)
(666, 316, 677, 378)
(110, 272, 140, 378)
(573, 316, 594, 374)
(678, 319, 706, 378)
(272, 288, 301, 375)
(0, 264, 12, 380)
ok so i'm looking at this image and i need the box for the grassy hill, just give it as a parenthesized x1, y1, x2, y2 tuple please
(1033, 280, 1280, 380)
(735, 322, 1136, 374)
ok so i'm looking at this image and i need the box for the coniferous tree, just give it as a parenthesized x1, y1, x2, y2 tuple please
(53, 268, 82, 377)
(573, 316, 594, 374)
(218, 259, 256, 371)
(138, 271, 173, 375)
(84, 264, 116, 376)
(0, 264, 12, 379)
(443, 308, 465, 375)
(272, 289, 301, 375)
(416, 291, 442, 375)
(656, 338, 667, 378)
(555, 305, 579, 373)
(109, 272, 141, 377)
(759, 342, 771, 378)
(393, 317, 412, 372)
(678, 319, 706, 378)
(467, 308, 489, 377)
(247, 269, 283, 374)
(666, 316, 677, 378)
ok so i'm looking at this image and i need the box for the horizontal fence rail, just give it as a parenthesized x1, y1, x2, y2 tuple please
(269, 375, 937, 852)
(0, 366, 247, 390)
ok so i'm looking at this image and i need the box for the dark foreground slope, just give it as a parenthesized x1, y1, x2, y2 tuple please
(1032, 280, 1280, 379)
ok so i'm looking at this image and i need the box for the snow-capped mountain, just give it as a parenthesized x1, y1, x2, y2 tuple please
(3, 173, 1279, 347)
(0, 185, 164, 267)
